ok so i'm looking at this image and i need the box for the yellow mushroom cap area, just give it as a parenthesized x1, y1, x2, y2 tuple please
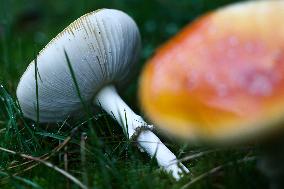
(139, 1, 284, 142)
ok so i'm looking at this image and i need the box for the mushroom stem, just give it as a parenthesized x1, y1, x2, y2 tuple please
(94, 85, 189, 180)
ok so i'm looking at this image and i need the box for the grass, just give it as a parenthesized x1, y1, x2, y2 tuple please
(0, 0, 269, 188)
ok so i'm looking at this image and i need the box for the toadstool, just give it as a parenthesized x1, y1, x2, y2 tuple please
(17, 9, 188, 179)
(139, 0, 284, 142)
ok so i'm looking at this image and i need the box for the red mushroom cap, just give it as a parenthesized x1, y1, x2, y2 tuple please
(139, 1, 284, 141)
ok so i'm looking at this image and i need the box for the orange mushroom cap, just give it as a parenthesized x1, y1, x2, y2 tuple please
(139, 1, 284, 142)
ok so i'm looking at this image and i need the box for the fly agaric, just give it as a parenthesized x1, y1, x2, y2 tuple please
(139, 1, 284, 142)
(17, 9, 188, 179)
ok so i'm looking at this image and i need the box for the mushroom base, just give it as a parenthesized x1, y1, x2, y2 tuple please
(94, 85, 189, 180)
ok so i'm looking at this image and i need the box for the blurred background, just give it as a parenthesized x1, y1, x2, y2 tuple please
(0, 0, 272, 189)
(0, 0, 246, 103)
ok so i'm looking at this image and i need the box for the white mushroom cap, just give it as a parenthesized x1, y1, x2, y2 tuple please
(17, 9, 141, 122)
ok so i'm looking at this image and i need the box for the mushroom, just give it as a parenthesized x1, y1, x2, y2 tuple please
(139, 0, 284, 142)
(16, 9, 188, 179)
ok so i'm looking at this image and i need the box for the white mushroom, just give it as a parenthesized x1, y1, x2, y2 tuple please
(16, 9, 189, 179)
